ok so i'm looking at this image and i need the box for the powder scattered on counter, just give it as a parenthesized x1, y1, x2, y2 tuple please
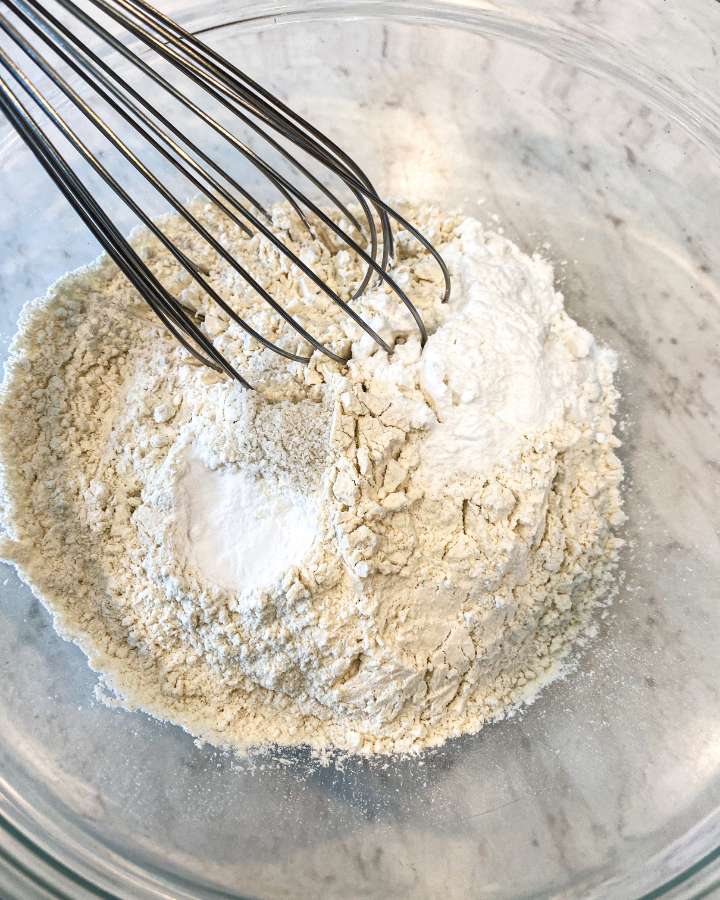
(0, 201, 625, 756)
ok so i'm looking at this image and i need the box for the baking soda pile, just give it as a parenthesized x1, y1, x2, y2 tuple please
(0, 202, 624, 755)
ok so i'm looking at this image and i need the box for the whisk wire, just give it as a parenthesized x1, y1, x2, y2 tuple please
(102, 0, 451, 304)
(0, 40, 319, 367)
(0, 74, 248, 383)
(47, 0, 419, 325)
(0, 16, 329, 364)
(115, 0, 451, 301)
(116, 0, 397, 270)
(17, 0, 387, 310)
(2, 1, 393, 362)
(88, 0, 389, 279)
(0, 0, 451, 386)
(10, 0, 399, 353)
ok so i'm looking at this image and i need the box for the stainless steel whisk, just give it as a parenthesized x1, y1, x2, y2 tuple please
(0, 0, 450, 388)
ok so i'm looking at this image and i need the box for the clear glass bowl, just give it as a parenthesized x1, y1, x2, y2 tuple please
(1, 1, 720, 896)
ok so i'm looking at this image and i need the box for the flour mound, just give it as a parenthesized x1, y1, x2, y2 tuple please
(0, 202, 625, 755)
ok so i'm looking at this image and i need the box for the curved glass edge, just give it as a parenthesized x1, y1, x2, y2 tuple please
(0, 810, 113, 899)
(640, 846, 720, 900)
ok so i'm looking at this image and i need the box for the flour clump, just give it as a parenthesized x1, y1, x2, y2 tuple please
(0, 202, 625, 755)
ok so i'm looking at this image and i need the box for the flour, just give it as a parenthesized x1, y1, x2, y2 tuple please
(0, 201, 625, 755)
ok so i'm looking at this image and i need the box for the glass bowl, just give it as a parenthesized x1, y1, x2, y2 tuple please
(1, 0, 719, 896)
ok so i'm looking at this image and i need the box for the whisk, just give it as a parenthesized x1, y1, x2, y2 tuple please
(0, 0, 450, 388)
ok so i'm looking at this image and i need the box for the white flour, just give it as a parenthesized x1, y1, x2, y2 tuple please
(0, 202, 625, 755)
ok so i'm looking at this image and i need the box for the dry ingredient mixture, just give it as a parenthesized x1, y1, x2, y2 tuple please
(0, 202, 625, 755)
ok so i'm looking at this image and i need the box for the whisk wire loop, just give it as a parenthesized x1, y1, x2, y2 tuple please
(0, 0, 451, 387)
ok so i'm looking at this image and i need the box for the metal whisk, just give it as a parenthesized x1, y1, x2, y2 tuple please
(0, 0, 450, 388)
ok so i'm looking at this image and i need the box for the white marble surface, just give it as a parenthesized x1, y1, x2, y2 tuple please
(0, 1, 719, 897)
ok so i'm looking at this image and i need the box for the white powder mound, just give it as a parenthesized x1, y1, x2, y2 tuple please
(0, 201, 625, 756)
(178, 459, 319, 595)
